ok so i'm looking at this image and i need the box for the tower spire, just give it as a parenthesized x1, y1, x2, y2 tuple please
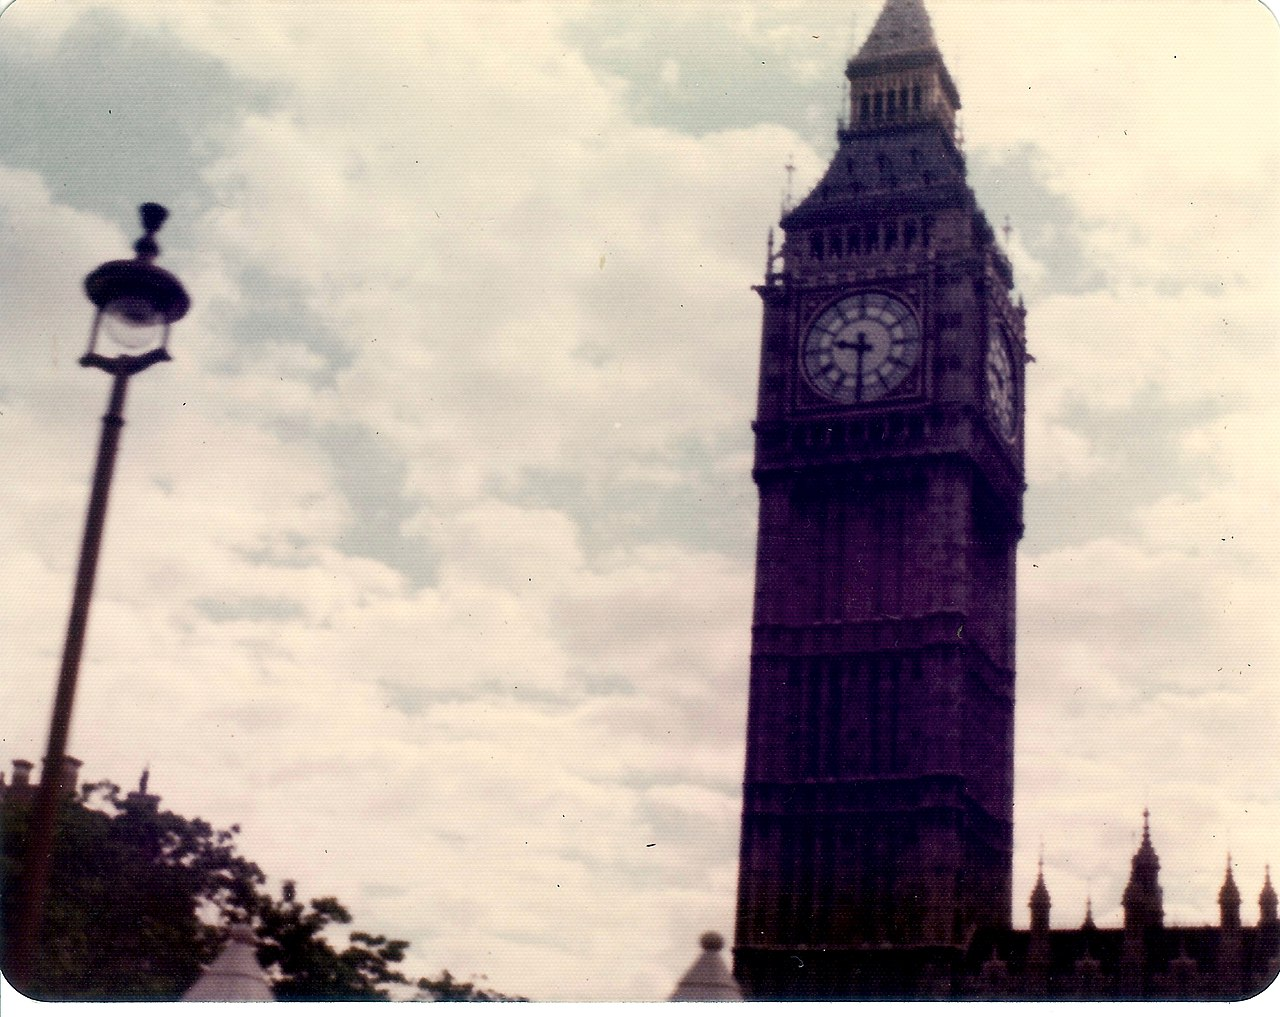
(853, 0, 939, 63)
(1122, 809, 1164, 931)
(1261, 865, 1278, 926)
(1029, 852, 1051, 932)
(844, 0, 959, 139)
(1219, 854, 1242, 930)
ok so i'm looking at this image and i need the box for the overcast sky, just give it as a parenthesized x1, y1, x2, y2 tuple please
(2, 0, 1278, 1003)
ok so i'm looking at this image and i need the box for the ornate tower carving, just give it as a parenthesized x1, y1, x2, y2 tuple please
(733, 0, 1026, 998)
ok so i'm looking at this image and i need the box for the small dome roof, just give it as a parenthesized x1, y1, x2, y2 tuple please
(669, 931, 743, 1002)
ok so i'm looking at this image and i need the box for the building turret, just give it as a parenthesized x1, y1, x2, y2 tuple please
(1216, 856, 1244, 997)
(1120, 811, 1163, 996)
(1261, 866, 1278, 927)
(1029, 856, 1051, 933)
(1218, 856, 1241, 930)
(1026, 856, 1052, 992)
(1122, 810, 1164, 931)
(1257, 867, 1280, 997)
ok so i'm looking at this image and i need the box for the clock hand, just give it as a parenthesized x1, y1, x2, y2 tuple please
(849, 330, 873, 402)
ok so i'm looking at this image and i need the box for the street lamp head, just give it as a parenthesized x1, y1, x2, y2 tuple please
(82, 203, 191, 374)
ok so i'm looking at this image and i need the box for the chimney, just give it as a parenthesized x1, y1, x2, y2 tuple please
(11, 759, 34, 786)
(124, 767, 162, 811)
(58, 756, 83, 797)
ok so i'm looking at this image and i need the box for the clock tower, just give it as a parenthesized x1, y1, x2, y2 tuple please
(733, 0, 1027, 998)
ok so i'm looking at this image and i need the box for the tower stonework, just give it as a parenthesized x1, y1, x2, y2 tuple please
(733, 0, 1026, 999)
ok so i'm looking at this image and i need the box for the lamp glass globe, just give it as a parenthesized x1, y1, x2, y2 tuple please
(100, 295, 165, 351)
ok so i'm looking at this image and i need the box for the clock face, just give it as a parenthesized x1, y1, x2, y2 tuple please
(985, 333, 1017, 441)
(801, 292, 922, 403)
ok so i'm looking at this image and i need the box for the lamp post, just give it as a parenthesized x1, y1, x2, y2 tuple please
(8, 204, 190, 994)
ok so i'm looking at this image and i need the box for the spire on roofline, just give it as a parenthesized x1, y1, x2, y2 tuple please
(1261, 865, 1278, 926)
(1029, 852, 1051, 932)
(1122, 809, 1164, 931)
(1220, 854, 1242, 930)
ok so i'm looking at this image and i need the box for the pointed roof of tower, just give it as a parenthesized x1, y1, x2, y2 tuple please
(853, 0, 939, 63)
(843, 0, 961, 120)
(1220, 855, 1242, 929)
(1029, 854, 1051, 912)
(1260, 865, 1278, 925)
(1132, 808, 1160, 872)
(1220, 855, 1241, 906)
(1122, 809, 1164, 929)
(1082, 897, 1097, 932)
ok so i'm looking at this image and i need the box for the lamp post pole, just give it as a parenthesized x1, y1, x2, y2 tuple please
(7, 206, 189, 995)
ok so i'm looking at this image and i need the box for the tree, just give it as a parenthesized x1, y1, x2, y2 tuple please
(2, 780, 262, 999)
(249, 881, 411, 1000)
(415, 969, 529, 1002)
(2, 774, 517, 1000)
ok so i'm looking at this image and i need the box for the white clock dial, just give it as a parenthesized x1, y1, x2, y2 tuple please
(802, 292, 922, 403)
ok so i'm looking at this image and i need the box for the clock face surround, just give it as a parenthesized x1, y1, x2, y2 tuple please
(985, 332, 1017, 441)
(801, 291, 922, 404)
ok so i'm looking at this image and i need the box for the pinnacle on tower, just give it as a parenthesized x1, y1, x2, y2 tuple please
(1082, 896, 1096, 932)
(852, 0, 939, 64)
(1122, 809, 1164, 930)
(1261, 865, 1279, 926)
(1029, 854, 1051, 933)
(1026, 852, 1053, 985)
(1219, 855, 1242, 930)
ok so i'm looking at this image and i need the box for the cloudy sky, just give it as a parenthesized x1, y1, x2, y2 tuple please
(1, 0, 1278, 1003)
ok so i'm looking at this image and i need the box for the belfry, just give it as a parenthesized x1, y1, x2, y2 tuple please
(732, 0, 1025, 997)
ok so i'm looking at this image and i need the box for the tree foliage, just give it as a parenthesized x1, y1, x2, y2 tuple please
(1, 776, 521, 1001)
(250, 881, 411, 1000)
(415, 969, 529, 1002)
(2, 781, 261, 999)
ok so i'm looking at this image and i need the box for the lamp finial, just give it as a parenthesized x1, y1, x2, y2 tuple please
(134, 203, 169, 261)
